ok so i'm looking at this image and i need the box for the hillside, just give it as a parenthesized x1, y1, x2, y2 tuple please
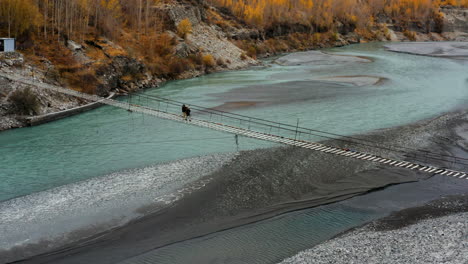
(0, 0, 468, 130)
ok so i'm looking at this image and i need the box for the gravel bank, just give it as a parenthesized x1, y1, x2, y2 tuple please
(384, 42, 468, 58)
(280, 196, 468, 264)
(274, 50, 371, 66)
(314, 75, 386, 86)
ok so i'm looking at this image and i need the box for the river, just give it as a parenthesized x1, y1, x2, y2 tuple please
(1, 42, 468, 263)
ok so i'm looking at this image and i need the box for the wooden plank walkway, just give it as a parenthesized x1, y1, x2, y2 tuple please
(2, 73, 467, 180)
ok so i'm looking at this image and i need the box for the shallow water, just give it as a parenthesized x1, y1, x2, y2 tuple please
(119, 175, 468, 264)
(0, 154, 236, 251)
(1, 42, 468, 260)
(120, 204, 379, 264)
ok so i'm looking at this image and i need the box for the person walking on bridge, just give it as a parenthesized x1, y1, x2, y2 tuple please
(182, 104, 188, 120)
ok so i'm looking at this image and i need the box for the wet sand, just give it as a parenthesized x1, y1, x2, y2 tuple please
(314, 75, 387, 86)
(208, 51, 382, 112)
(208, 79, 380, 111)
(211, 74, 384, 111)
(385, 42, 468, 59)
(274, 51, 372, 66)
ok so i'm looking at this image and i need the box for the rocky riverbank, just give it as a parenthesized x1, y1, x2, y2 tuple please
(279, 196, 468, 264)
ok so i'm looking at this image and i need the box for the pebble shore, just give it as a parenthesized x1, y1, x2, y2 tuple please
(280, 212, 468, 264)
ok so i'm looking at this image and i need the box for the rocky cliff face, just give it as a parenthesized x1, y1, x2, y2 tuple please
(65, 38, 162, 96)
(370, 7, 468, 42)
(160, 2, 258, 72)
(94, 54, 159, 96)
(441, 6, 468, 41)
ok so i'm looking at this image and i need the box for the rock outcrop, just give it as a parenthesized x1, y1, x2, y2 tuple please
(159, 3, 258, 71)
(442, 6, 468, 32)
(441, 6, 468, 41)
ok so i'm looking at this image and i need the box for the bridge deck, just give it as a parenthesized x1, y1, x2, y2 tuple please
(2, 73, 467, 180)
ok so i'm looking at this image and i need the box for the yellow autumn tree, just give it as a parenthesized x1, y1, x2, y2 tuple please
(177, 18, 192, 39)
(0, 0, 41, 37)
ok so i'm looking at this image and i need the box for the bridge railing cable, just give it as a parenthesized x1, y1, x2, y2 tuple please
(132, 93, 468, 168)
(2, 73, 466, 170)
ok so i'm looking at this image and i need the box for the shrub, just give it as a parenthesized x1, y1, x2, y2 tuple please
(9, 87, 40, 115)
(403, 29, 416, 41)
(355, 28, 376, 40)
(177, 18, 192, 39)
(240, 52, 248, 60)
(312, 33, 322, 44)
(147, 56, 169, 76)
(61, 69, 98, 94)
(246, 46, 257, 59)
(286, 34, 302, 49)
(188, 52, 204, 66)
(331, 32, 339, 42)
(382, 26, 391, 40)
(153, 33, 176, 56)
(202, 54, 216, 68)
(78, 72, 99, 94)
(167, 57, 193, 78)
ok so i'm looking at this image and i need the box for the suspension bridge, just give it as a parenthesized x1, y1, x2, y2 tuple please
(2, 73, 468, 180)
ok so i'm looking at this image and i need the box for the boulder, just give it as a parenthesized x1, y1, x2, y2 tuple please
(175, 42, 194, 57)
(0, 52, 24, 68)
(67, 40, 82, 51)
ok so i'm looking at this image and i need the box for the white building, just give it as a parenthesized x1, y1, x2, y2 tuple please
(0, 38, 15, 52)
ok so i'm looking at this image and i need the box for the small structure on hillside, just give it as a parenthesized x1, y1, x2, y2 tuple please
(0, 38, 15, 52)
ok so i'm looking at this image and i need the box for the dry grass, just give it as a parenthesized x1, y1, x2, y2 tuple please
(121, 74, 133, 81)
(86, 47, 107, 61)
(63, 69, 100, 94)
